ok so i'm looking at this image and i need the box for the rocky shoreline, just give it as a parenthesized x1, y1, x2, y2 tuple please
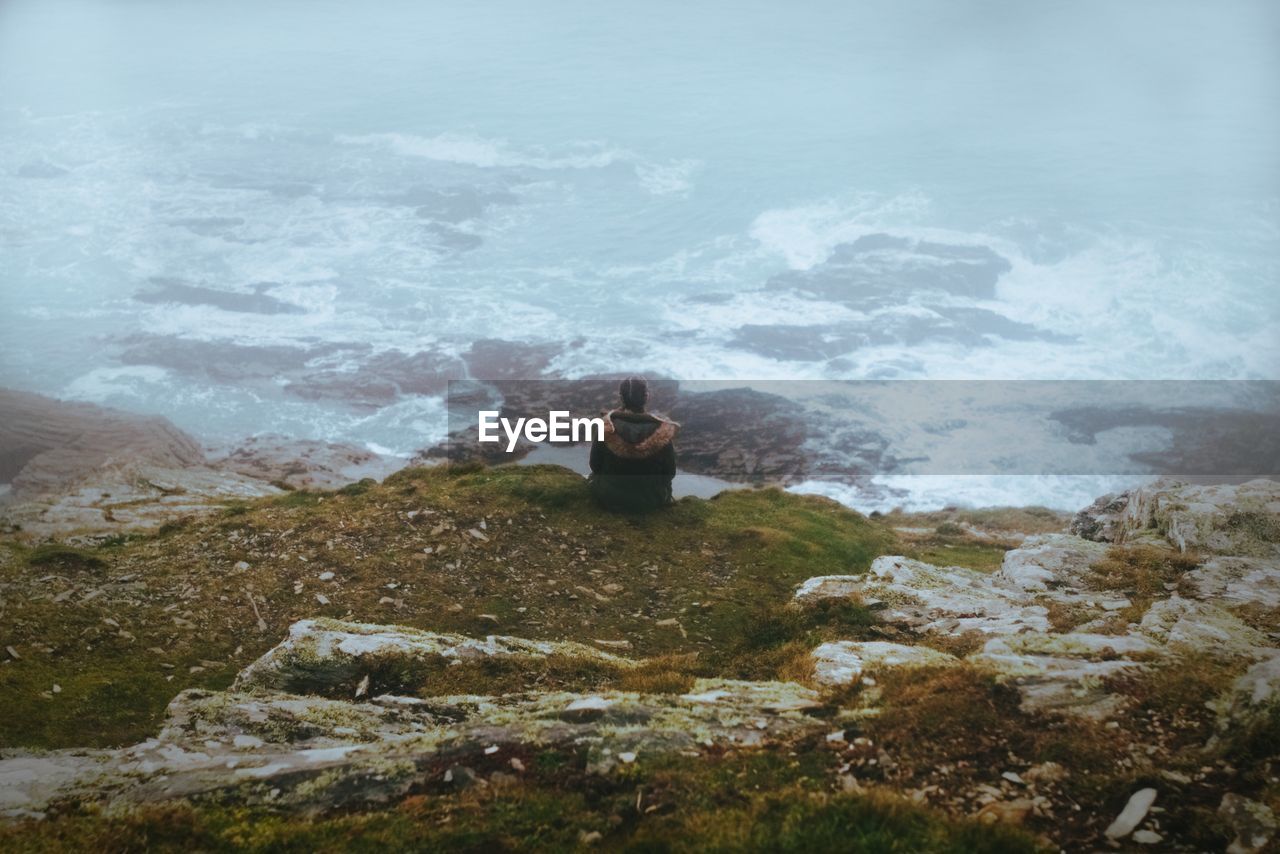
(0, 388, 405, 540)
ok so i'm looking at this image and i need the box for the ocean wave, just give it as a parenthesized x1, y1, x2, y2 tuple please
(790, 474, 1160, 514)
(337, 131, 698, 196)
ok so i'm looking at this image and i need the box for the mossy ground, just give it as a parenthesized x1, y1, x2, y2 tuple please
(1, 465, 1272, 851)
(0, 751, 1038, 853)
(0, 464, 892, 749)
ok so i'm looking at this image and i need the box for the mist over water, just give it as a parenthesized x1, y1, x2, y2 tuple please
(1, 0, 1277, 509)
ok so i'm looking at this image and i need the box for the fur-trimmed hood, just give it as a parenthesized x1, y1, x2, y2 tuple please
(601, 409, 679, 459)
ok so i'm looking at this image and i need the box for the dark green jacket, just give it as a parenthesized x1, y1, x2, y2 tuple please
(588, 410, 678, 513)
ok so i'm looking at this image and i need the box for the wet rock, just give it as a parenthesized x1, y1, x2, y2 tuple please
(1052, 407, 1280, 479)
(286, 349, 466, 408)
(462, 338, 565, 380)
(134, 279, 305, 315)
(16, 158, 69, 179)
(209, 435, 404, 491)
(1219, 793, 1277, 854)
(116, 333, 353, 385)
(810, 641, 955, 686)
(766, 233, 1012, 303)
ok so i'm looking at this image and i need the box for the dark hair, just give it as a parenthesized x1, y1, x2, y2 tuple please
(619, 376, 648, 412)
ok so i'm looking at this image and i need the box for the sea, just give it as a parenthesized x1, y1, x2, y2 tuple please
(1, 0, 1276, 511)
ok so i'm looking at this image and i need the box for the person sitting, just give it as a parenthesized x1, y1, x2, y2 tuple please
(588, 376, 679, 513)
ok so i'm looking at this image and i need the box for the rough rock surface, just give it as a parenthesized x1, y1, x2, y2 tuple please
(0, 387, 205, 495)
(794, 483, 1279, 719)
(994, 534, 1110, 593)
(1219, 793, 1278, 854)
(0, 623, 825, 819)
(810, 641, 955, 686)
(208, 435, 403, 491)
(0, 389, 409, 538)
(1072, 479, 1280, 556)
(1211, 655, 1280, 733)
(235, 618, 636, 695)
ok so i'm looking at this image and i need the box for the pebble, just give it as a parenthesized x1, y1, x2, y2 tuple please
(318, 571, 335, 581)
(1105, 788, 1158, 839)
(1132, 830, 1162, 844)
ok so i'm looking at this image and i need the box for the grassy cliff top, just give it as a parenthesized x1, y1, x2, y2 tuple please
(1, 463, 938, 750)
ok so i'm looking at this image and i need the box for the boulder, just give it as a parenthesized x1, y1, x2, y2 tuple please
(970, 635, 1146, 719)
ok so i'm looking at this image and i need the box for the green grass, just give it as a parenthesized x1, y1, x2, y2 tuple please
(0, 464, 893, 750)
(0, 750, 1039, 853)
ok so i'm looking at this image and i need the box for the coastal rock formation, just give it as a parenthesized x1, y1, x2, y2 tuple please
(793, 486, 1279, 719)
(209, 435, 402, 491)
(234, 618, 636, 696)
(0, 622, 825, 819)
(0, 387, 205, 496)
(1072, 479, 1280, 556)
(0, 389, 402, 538)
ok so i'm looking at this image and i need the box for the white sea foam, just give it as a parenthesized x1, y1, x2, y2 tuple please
(62, 366, 173, 403)
(789, 475, 1159, 514)
(337, 132, 626, 171)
